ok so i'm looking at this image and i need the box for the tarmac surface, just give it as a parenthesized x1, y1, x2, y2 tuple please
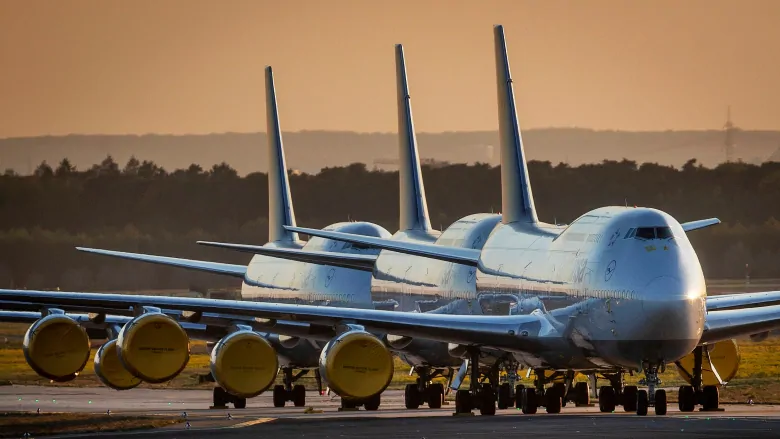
(2, 385, 780, 438)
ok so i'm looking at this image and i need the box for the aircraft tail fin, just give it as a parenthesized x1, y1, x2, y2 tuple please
(265, 66, 299, 243)
(494, 25, 538, 224)
(395, 44, 432, 232)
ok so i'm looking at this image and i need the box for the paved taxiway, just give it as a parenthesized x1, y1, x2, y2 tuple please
(3, 386, 779, 438)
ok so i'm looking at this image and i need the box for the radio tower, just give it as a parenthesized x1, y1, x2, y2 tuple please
(723, 105, 737, 162)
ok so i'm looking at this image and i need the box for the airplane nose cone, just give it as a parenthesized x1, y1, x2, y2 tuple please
(633, 276, 704, 364)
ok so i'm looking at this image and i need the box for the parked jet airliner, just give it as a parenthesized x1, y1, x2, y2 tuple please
(3, 25, 780, 417)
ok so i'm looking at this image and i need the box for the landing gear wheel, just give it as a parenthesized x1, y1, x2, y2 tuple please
(552, 382, 567, 408)
(521, 388, 537, 414)
(455, 389, 471, 414)
(515, 384, 525, 409)
(702, 385, 719, 411)
(364, 394, 381, 411)
(404, 384, 421, 409)
(234, 397, 247, 409)
(341, 398, 359, 409)
(428, 383, 444, 409)
(545, 386, 562, 414)
(574, 382, 590, 406)
(479, 383, 496, 416)
(678, 385, 696, 412)
(622, 385, 638, 412)
(598, 386, 616, 413)
(272, 384, 286, 408)
(497, 383, 512, 409)
(292, 385, 306, 407)
(655, 389, 667, 415)
(636, 390, 648, 416)
(213, 387, 228, 407)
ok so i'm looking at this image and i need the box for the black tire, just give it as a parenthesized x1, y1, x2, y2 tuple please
(292, 385, 306, 407)
(455, 389, 471, 414)
(622, 385, 638, 412)
(234, 397, 247, 409)
(545, 386, 562, 414)
(655, 389, 667, 415)
(598, 386, 616, 413)
(272, 385, 286, 408)
(521, 388, 538, 414)
(678, 385, 696, 412)
(552, 383, 567, 408)
(213, 387, 228, 407)
(497, 383, 511, 409)
(636, 389, 648, 416)
(364, 394, 381, 411)
(405, 384, 421, 409)
(515, 384, 525, 409)
(428, 383, 444, 409)
(341, 398, 358, 409)
(479, 383, 496, 416)
(574, 382, 590, 406)
(702, 385, 719, 411)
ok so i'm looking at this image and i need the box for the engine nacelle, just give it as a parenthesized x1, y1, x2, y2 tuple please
(319, 330, 394, 399)
(117, 312, 190, 383)
(23, 314, 90, 382)
(210, 330, 279, 398)
(675, 339, 740, 386)
(94, 339, 142, 390)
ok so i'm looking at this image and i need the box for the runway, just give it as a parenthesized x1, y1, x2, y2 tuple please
(2, 386, 779, 438)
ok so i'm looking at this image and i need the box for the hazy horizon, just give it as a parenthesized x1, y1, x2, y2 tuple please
(1, 0, 779, 138)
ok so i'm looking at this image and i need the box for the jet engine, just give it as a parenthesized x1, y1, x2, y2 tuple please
(94, 339, 142, 390)
(675, 339, 740, 386)
(210, 330, 279, 398)
(117, 312, 190, 383)
(319, 330, 394, 399)
(23, 314, 90, 382)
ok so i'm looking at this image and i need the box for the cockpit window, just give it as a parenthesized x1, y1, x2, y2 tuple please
(635, 227, 656, 240)
(633, 226, 674, 240)
(655, 226, 674, 239)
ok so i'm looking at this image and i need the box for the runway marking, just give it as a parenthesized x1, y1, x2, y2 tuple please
(231, 417, 277, 428)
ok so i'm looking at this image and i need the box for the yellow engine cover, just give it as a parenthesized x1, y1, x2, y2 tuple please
(319, 330, 394, 399)
(675, 339, 740, 386)
(117, 312, 190, 383)
(23, 314, 90, 382)
(94, 339, 142, 390)
(210, 331, 279, 398)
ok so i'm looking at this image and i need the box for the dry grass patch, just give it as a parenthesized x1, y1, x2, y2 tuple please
(0, 412, 181, 438)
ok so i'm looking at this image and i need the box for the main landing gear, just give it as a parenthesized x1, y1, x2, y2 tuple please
(404, 367, 446, 409)
(272, 367, 321, 408)
(516, 370, 590, 414)
(594, 365, 669, 416)
(212, 386, 247, 409)
(453, 348, 497, 416)
(675, 346, 721, 412)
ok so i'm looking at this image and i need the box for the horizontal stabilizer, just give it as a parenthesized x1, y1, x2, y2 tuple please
(76, 247, 247, 278)
(706, 291, 780, 311)
(197, 241, 377, 271)
(681, 218, 720, 232)
(284, 226, 481, 266)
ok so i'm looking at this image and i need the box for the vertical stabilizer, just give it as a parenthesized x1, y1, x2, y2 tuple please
(264, 66, 299, 243)
(493, 25, 538, 224)
(395, 44, 432, 232)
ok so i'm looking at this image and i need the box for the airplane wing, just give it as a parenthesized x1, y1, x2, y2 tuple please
(681, 218, 721, 232)
(284, 226, 480, 266)
(702, 304, 780, 344)
(706, 291, 780, 311)
(0, 289, 545, 353)
(197, 241, 377, 272)
(76, 247, 247, 278)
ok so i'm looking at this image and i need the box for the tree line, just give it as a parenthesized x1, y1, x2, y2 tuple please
(1, 156, 779, 290)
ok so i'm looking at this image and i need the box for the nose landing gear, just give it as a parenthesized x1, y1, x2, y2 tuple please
(638, 364, 666, 416)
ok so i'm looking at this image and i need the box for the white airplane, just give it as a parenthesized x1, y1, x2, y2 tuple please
(3, 25, 780, 417)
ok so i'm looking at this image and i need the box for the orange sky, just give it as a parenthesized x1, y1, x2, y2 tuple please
(1, 0, 779, 138)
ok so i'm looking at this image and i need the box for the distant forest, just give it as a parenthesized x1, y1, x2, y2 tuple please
(1, 155, 779, 291)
